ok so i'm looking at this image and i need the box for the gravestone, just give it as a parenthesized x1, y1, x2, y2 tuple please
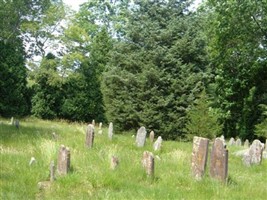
(98, 122, 103, 134)
(191, 136, 209, 180)
(110, 156, 119, 170)
(108, 122, 113, 140)
(50, 161, 55, 182)
(57, 145, 70, 176)
(136, 126, 147, 147)
(142, 151, 154, 177)
(236, 138, 242, 146)
(85, 124, 94, 148)
(15, 120, 19, 129)
(92, 120, 95, 127)
(244, 139, 249, 148)
(149, 131, 155, 143)
(153, 136, 163, 151)
(210, 138, 228, 182)
(29, 157, 36, 166)
(10, 117, 14, 125)
(265, 139, 267, 151)
(243, 139, 264, 166)
(228, 137, 235, 146)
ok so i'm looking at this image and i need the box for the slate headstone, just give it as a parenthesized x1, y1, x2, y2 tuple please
(210, 138, 228, 182)
(136, 126, 147, 147)
(85, 124, 94, 148)
(191, 136, 209, 180)
(142, 151, 154, 177)
(57, 145, 70, 176)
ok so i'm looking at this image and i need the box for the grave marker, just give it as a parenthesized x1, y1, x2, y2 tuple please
(108, 122, 113, 140)
(85, 124, 94, 148)
(243, 139, 264, 166)
(149, 131, 155, 142)
(57, 145, 70, 176)
(153, 136, 163, 151)
(191, 136, 209, 180)
(136, 126, 147, 147)
(210, 138, 228, 182)
(142, 151, 154, 177)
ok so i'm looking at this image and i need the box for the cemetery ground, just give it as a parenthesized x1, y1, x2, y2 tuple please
(0, 118, 266, 200)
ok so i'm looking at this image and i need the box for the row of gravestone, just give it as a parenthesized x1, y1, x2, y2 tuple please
(192, 136, 266, 183)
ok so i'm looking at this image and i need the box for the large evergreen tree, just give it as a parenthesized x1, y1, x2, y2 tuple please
(102, 0, 207, 139)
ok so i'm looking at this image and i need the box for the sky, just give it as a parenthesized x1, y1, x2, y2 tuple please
(63, 0, 203, 11)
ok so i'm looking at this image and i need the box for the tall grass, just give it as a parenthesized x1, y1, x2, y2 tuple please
(0, 117, 266, 199)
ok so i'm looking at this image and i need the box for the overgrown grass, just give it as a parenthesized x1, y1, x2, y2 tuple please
(0, 118, 266, 199)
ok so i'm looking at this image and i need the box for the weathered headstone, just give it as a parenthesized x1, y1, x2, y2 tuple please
(210, 138, 228, 182)
(136, 126, 147, 147)
(108, 122, 113, 140)
(110, 156, 119, 170)
(15, 120, 19, 129)
(236, 138, 242, 146)
(57, 145, 70, 176)
(191, 136, 209, 180)
(85, 124, 94, 148)
(149, 131, 155, 143)
(142, 151, 154, 177)
(10, 117, 14, 125)
(50, 161, 55, 182)
(98, 122, 103, 134)
(243, 139, 264, 166)
(244, 139, 249, 148)
(153, 136, 163, 151)
(92, 119, 95, 127)
(228, 137, 235, 146)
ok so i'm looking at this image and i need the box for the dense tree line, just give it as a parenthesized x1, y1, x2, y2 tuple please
(1, 0, 266, 140)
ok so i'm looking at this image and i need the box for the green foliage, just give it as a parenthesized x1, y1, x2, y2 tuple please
(185, 90, 222, 140)
(255, 105, 267, 138)
(0, 40, 30, 117)
(102, 0, 207, 139)
(206, 0, 267, 140)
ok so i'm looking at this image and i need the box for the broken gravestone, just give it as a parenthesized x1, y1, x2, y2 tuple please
(210, 138, 228, 182)
(191, 136, 209, 180)
(243, 139, 264, 166)
(153, 136, 163, 151)
(85, 124, 94, 148)
(108, 122, 113, 140)
(142, 151, 154, 177)
(57, 145, 70, 176)
(136, 126, 147, 147)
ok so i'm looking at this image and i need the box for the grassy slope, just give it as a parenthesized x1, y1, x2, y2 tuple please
(0, 118, 266, 200)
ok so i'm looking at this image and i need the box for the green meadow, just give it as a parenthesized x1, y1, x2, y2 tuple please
(0, 118, 266, 200)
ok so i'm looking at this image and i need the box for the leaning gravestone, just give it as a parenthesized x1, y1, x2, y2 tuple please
(244, 139, 249, 148)
(191, 136, 209, 180)
(149, 131, 155, 143)
(243, 139, 264, 166)
(108, 122, 113, 140)
(153, 136, 163, 151)
(57, 145, 70, 176)
(228, 137, 235, 146)
(142, 151, 154, 177)
(136, 126, 147, 147)
(85, 124, 94, 148)
(236, 138, 242, 146)
(210, 138, 228, 182)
